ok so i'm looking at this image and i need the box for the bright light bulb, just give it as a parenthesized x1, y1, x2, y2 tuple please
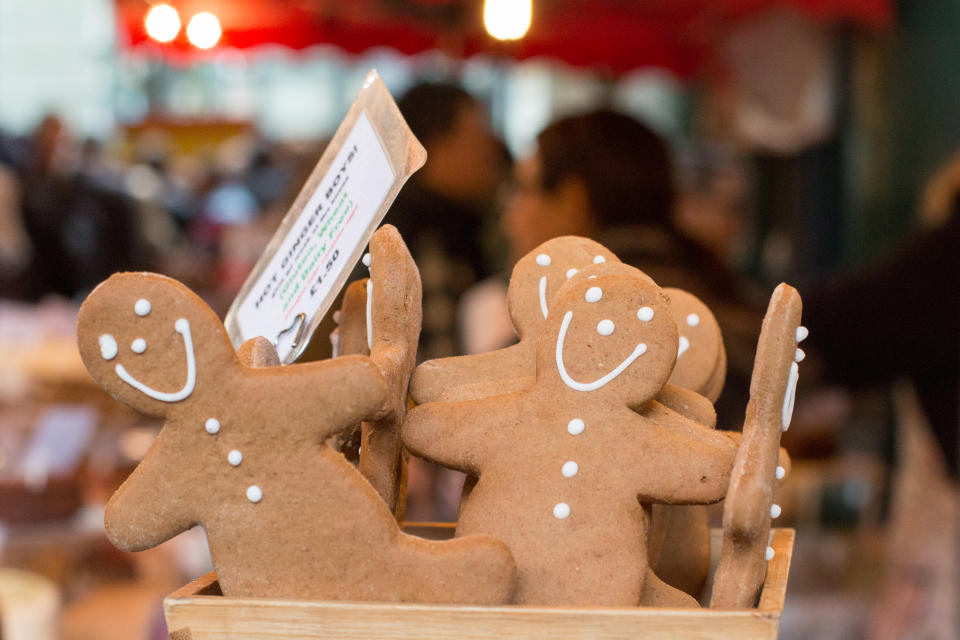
(145, 4, 181, 43)
(187, 11, 221, 49)
(484, 0, 532, 41)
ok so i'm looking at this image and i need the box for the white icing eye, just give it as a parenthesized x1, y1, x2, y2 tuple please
(246, 485, 263, 503)
(585, 287, 602, 302)
(593, 255, 605, 264)
(561, 461, 579, 477)
(596, 319, 614, 336)
(553, 502, 570, 519)
(228, 450, 243, 466)
(566, 268, 578, 279)
(796, 326, 809, 342)
(536, 253, 551, 266)
(99, 334, 118, 360)
(795, 348, 805, 362)
(131, 338, 147, 354)
(637, 306, 654, 322)
(776, 465, 786, 480)
(677, 336, 690, 357)
(686, 313, 700, 327)
(770, 504, 782, 518)
(134, 299, 151, 317)
(205, 418, 221, 435)
(362, 252, 371, 267)
(567, 418, 584, 435)
(765, 546, 775, 561)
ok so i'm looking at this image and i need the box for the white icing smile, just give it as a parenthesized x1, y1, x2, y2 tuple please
(366, 281, 374, 350)
(555, 310, 647, 391)
(538, 276, 549, 319)
(781, 361, 799, 431)
(115, 318, 197, 403)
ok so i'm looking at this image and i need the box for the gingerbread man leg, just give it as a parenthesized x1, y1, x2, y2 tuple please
(710, 283, 803, 608)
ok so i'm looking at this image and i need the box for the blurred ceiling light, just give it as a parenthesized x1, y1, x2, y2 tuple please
(145, 4, 181, 43)
(484, 0, 532, 41)
(187, 11, 222, 49)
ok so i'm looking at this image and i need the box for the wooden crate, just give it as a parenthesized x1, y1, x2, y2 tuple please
(164, 528, 794, 640)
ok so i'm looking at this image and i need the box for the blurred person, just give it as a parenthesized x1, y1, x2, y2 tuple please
(496, 109, 760, 426)
(387, 82, 506, 361)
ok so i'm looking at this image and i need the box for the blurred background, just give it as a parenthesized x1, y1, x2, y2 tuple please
(0, 0, 957, 638)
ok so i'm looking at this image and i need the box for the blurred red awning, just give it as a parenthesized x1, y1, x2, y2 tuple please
(115, 0, 892, 76)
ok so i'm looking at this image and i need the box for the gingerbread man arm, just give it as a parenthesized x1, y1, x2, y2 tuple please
(711, 283, 803, 608)
(402, 398, 499, 475)
(628, 408, 737, 505)
(410, 343, 529, 404)
(654, 384, 717, 428)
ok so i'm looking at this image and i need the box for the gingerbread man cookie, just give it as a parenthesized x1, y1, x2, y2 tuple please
(333, 226, 420, 514)
(403, 266, 737, 605)
(710, 283, 803, 608)
(78, 267, 514, 604)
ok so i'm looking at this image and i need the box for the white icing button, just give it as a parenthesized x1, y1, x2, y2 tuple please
(596, 319, 615, 336)
(205, 418, 221, 434)
(566, 268, 578, 279)
(362, 252, 371, 267)
(585, 286, 602, 302)
(561, 461, 579, 478)
(536, 253, 551, 266)
(134, 299, 151, 317)
(567, 418, 585, 435)
(796, 326, 809, 342)
(677, 336, 690, 357)
(776, 465, 786, 480)
(593, 255, 606, 264)
(795, 348, 805, 362)
(131, 338, 147, 354)
(228, 450, 243, 466)
(553, 502, 570, 519)
(770, 504, 782, 519)
(246, 485, 263, 503)
(686, 313, 700, 327)
(99, 334, 118, 360)
(637, 306, 654, 322)
(765, 546, 775, 561)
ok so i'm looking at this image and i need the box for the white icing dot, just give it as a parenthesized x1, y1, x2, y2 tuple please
(553, 502, 570, 519)
(593, 255, 606, 264)
(795, 348, 805, 362)
(596, 319, 615, 336)
(246, 485, 263, 503)
(205, 418, 221, 435)
(536, 253, 551, 266)
(637, 306, 654, 322)
(99, 334, 118, 360)
(770, 504, 782, 519)
(131, 338, 147, 354)
(228, 450, 243, 466)
(765, 546, 775, 561)
(776, 465, 786, 480)
(567, 418, 585, 435)
(566, 268, 578, 279)
(585, 286, 602, 302)
(588, 275, 597, 279)
(561, 461, 579, 477)
(796, 326, 809, 342)
(134, 299, 151, 317)
(686, 313, 700, 327)
(677, 336, 690, 357)
(362, 252, 371, 267)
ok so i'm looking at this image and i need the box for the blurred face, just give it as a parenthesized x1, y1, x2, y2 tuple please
(428, 103, 501, 204)
(502, 150, 593, 262)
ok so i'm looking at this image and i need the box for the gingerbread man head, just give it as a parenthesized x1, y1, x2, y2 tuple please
(664, 287, 726, 402)
(535, 264, 678, 409)
(507, 236, 620, 339)
(77, 272, 236, 420)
